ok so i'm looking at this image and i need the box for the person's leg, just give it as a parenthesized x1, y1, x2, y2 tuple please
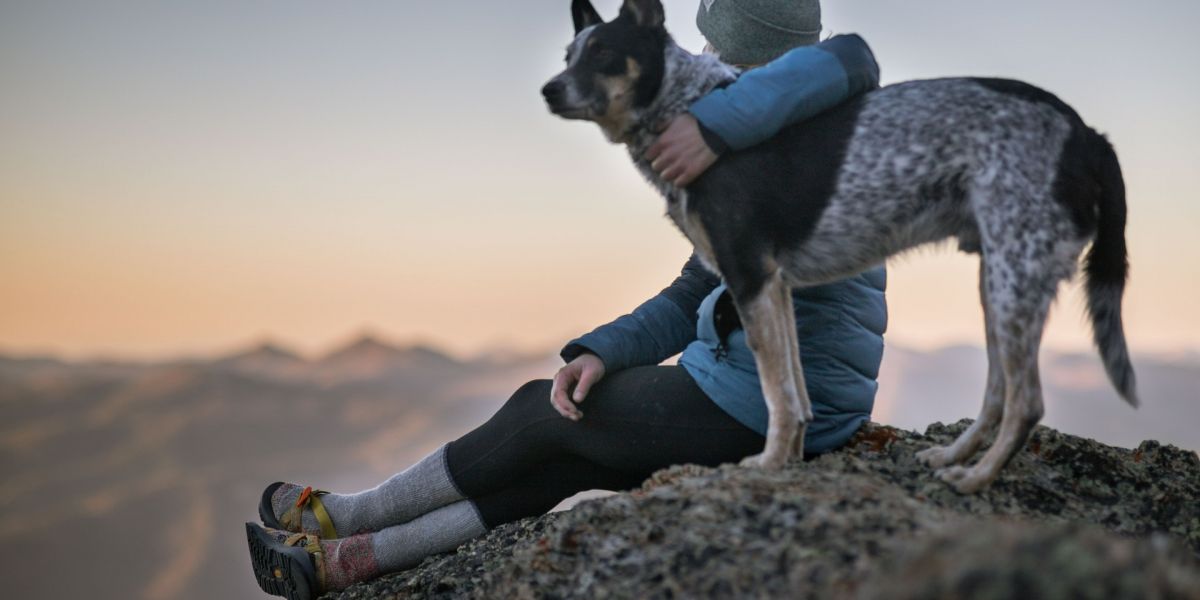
(254, 365, 765, 593)
(250, 499, 489, 596)
(320, 456, 646, 589)
(268, 444, 464, 537)
(446, 365, 765, 499)
(269, 365, 763, 535)
(309, 499, 485, 592)
(266, 376, 627, 536)
(469, 454, 647, 528)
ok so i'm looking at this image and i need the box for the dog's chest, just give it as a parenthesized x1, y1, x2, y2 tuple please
(632, 157, 722, 275)
(665, 189, 721, 275)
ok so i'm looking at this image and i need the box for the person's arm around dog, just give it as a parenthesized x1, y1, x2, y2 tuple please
(649, 34, 881, 186)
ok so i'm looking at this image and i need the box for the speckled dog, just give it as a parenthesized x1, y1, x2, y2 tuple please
(542, 0, 1137, 493)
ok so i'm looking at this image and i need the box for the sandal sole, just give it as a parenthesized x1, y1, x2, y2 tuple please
(245, 522, 318, 600)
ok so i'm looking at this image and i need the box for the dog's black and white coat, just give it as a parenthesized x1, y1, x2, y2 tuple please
(543, 0, 1137, 493)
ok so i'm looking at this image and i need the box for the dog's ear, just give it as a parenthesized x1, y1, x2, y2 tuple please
(572, 0, 604, 34)
(619, 0, 664, 28)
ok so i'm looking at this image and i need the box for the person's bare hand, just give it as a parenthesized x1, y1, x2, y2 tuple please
(550, 353, 606, 421)
(646, 113, 719, 187)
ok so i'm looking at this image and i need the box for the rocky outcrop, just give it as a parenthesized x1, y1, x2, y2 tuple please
(328, 421, 1200, 599)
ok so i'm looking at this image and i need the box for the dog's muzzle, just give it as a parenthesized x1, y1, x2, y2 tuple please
(541, 76, 590, 118)
(542, 79, 567, 108)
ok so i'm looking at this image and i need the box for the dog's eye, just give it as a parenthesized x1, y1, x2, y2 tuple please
(593, 48, 619, 67)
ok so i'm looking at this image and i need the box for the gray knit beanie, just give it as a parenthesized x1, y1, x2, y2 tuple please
(696, 0, 822, 66)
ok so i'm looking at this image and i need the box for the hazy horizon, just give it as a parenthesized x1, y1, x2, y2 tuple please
(4, 327, 1198, 371)
(3, 0, 1198, 362)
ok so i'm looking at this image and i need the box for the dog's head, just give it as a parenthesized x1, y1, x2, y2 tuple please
(542, 0, 669, 143)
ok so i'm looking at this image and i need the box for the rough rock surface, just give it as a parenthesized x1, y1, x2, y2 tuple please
(325, 421, 1200, 599)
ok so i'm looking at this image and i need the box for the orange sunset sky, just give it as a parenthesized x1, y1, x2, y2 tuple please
(2, 0, 1198, 361)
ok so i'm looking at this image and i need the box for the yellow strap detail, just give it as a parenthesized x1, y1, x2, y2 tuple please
(282, 533, 327, 593)
(283, 532, 309, 547)
(311, 547, 328, 593)
(308, 494, 338, 540)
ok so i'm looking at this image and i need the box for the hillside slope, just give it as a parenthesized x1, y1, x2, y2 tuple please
(327, 420, 1200, 599)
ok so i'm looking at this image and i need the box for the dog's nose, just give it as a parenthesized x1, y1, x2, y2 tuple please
(541, 80, 566, 105)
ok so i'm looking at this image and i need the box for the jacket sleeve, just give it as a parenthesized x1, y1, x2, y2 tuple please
(688, 33, 881, 153)
(560, 253, 720, 371)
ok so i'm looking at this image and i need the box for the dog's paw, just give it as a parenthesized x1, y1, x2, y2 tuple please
(739, 452, 786, 470)
(934, 465, 990, 494)
(916, 446, 955, 469)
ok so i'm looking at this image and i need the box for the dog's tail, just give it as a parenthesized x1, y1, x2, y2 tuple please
(1083, 131, 1138, 407)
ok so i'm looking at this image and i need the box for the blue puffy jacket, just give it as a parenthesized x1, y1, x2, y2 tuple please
(561, 34, 888, 454)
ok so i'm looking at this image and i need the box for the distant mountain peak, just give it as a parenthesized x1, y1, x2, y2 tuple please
(219, 338, 305, 363)
(319, 332, 456, 368)
(323, 333, 402, 360)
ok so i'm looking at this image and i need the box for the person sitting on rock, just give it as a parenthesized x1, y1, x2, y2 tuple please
(246, 1, 887, 597)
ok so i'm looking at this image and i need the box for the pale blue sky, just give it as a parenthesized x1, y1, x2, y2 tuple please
(1, 0, 1197, 359)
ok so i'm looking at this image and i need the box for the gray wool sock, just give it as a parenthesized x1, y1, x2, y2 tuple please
(271, 444, 466, 536)
(370, 499, 488, 574)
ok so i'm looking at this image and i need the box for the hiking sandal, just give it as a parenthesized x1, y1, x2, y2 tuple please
(246, 522, 327, 600)
(259, 482, 339, 539)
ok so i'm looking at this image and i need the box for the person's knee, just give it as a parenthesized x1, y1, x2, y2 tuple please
(466, 378, 576, 463)
(500, 379, 556, 420)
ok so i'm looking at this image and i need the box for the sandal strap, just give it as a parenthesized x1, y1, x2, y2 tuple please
(283, 486, 339, 539)
(306, 492, 338, 541)
(284, 532, 328, 593)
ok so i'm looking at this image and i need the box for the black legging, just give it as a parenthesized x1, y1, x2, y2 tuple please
(445, 365, 766, 528)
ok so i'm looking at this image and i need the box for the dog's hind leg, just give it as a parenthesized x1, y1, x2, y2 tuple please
(936, 248, 1059, 493)
(734, 269, 810, 470)
(917, 261, 1007, 468)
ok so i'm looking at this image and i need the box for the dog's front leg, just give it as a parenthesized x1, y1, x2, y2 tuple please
(733, 271, 810, 469)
